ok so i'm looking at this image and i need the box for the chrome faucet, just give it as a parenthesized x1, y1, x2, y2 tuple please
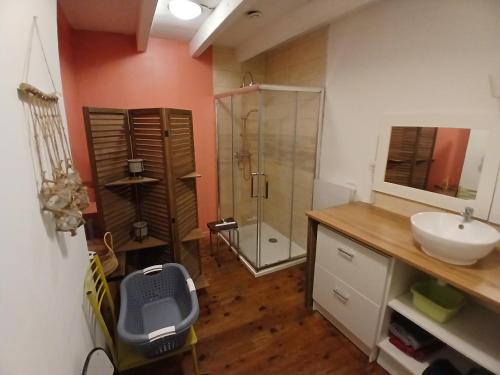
(462, 207, 474, 223)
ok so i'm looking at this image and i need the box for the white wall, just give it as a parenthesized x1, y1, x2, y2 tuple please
(459, 129, 488, 191)
(0, 1, 95, 374)
(321, 0, 500, 204)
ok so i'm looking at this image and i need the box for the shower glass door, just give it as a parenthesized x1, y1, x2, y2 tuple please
(258, 90, 297, 268)
(232, 91, 259, 268)
(216, 96, 234, 220)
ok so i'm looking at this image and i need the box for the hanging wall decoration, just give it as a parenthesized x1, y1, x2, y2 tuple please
(18, 17, 89, 236)
(19, 83, 89, 235)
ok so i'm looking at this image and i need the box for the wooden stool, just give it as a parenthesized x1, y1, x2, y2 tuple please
(207, 218, 239, 266)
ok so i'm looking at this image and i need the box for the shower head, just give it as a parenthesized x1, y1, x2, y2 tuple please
(241, 108, 258, 120)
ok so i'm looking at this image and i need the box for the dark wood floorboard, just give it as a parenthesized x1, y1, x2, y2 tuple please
(126, 239, 387, 375)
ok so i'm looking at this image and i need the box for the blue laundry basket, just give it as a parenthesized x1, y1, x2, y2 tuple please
(117, 263, 199, 357)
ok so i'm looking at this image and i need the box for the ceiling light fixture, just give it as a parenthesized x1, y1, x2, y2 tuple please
(168, 0, 202, 20)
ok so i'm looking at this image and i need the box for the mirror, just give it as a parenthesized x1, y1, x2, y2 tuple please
(384, 127, 488, 200)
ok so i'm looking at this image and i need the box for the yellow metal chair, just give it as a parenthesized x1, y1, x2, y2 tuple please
(85, 253, 200, 374)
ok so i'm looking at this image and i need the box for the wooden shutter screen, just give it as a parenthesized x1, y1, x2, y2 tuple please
(411, 127, 436, 189)
(385, 127, 437, 189)
(83, 107, 136, 248)
(128, 108, 173, 257)
(166, 109, 198, 237)
(165, 108, 201, 277)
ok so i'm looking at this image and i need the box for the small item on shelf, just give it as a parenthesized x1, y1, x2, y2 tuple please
(422, 359, 461, 375)
(390, 313, 437, 350)
(388, 333, 443, 361)
(132, 221, 148, 242)
(411, 279, 466, 323)
(388, 313, 444, 361)
(128, 158, 144, 178)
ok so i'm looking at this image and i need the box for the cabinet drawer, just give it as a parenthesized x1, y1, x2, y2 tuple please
(316, 225, 389, 305)
(313, 265, 380, 349)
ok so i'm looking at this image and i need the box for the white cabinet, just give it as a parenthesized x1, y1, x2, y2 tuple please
(313, 225, 391, 355)
(316, 225, 390, 304)
(313, 265, 381, 348)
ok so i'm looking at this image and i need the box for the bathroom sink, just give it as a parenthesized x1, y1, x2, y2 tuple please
(410, 212, 500, 265)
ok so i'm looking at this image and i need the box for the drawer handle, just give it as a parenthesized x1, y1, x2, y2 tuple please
(337, 247, 354, 260)
(332, 288, 349, 303)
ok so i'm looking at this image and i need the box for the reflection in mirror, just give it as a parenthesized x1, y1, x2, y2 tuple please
(384, 127, 487, 200)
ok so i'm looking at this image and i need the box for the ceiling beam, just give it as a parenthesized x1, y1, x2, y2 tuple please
(189, 0, 252, 57)
(136, 0, 158, 52)
(235, 0, 377, 62)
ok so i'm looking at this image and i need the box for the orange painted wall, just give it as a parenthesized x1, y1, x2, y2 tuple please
(426, 128, 470, 190)
(58, 8, 95, 199)
(57, 13, 217, 229)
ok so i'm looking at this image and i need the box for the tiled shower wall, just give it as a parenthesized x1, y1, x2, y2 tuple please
(213, 27, 328, 250)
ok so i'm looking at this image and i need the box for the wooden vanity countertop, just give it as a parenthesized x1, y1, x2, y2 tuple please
(306, 202, 500, 309)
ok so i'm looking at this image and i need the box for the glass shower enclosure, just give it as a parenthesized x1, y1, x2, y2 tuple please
(215, 84, 324, 274)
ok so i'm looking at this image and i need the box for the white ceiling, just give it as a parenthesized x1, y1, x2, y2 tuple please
(59, 0, 311, 45)
(151, 0, 221, 40)
(213, 0, 310, 47)
(58, 0, 371, 59)
(58, 0, 141, 35)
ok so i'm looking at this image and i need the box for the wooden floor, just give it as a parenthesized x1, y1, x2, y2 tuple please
(127, 239, 387, 375)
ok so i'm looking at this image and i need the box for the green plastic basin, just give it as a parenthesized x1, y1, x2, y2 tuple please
(410, 279, 466, 323)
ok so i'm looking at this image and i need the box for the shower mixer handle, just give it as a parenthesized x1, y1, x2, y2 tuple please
(250, 172, 269, 199)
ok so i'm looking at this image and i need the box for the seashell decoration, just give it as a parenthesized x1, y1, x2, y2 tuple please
(19, 82, 89, 236)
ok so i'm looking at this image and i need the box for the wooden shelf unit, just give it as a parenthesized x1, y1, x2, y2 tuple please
(84, 106, 204, 282)
(115, 236, 168, 253)
(194, 274, 209, 290)
(181, 228, 204, 242)
(104, 176, 159, 187)
(388, 293, 500, 374)
(179, 171, 202, 180)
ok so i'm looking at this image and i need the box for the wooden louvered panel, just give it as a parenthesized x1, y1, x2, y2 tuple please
(385, 126, 437, 190)
(172, 177, 197, 240)
(84, 107, 136, 248)
(167, 110, 196, 177)
(85, 106, 201, 278)
(164, 109, 201, 277)
(180, 241, 200, 280)
(139, 184, 171, 244)
(129, 108, 172, 249)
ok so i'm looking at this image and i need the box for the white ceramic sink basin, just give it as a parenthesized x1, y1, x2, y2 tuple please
(411, 212, 500, 265)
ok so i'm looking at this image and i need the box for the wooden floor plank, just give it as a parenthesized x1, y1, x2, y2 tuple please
(125, 239, 387, 375)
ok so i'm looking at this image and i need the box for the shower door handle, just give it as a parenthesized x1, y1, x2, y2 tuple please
(250, 172, 259, 198)
(250, 172, 269, 199)
(263, 173, 269, 199)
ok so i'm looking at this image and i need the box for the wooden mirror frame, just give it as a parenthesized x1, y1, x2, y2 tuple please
(373, 113, 500, 219)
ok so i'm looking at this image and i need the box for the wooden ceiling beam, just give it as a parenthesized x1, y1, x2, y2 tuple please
(189, 0, 252, 57)
(136, 0, 159, 52)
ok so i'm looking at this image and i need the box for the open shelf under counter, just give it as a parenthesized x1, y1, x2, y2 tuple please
(388, 293, 500, 374)
(178, 171, 201, 180)
(378, 337, 474, 375)
(104, 176, 159, 187)
(115, 236, 168, 253)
